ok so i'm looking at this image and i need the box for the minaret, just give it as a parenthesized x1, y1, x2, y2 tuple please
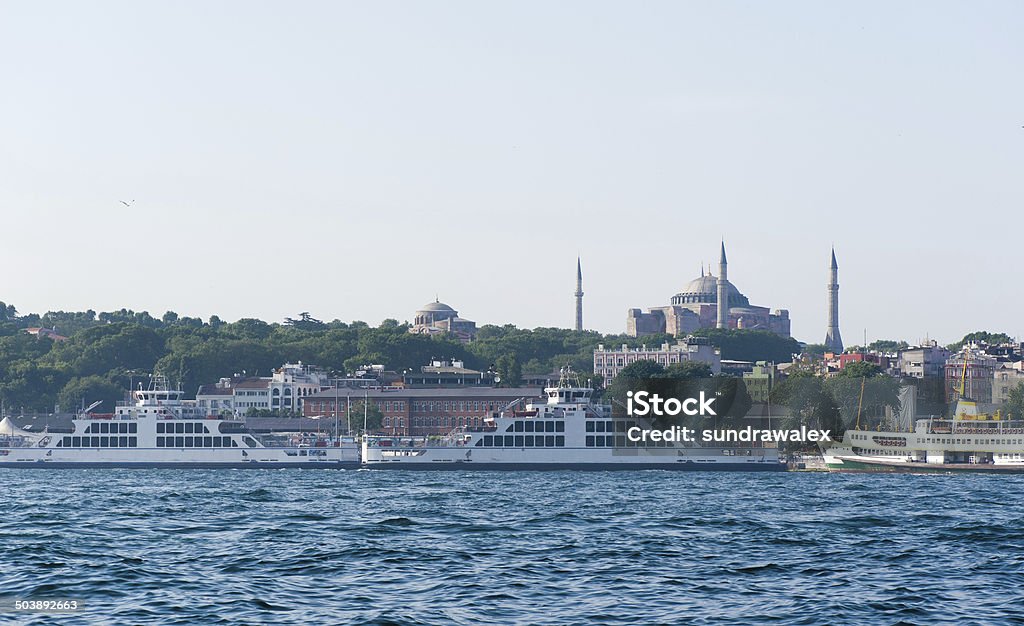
(716, 242, 728, 329)
(574, 257, 584, 331)
(825, 248, 843, 352)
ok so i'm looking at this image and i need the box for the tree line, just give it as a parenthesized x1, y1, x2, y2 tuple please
(0, 302, 805, 415)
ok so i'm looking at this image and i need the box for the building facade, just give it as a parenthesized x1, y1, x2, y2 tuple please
(196, 362, 331, 416)
(303, 387, 543, 436)
(593, 337, 722, 381)
(944, 346, 998, 404)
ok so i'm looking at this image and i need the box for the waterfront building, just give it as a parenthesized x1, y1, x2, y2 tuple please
(944, 346, 998, 404)
(303, 387, 543, 436)
(992, 364, 1024, 407)
(409, 299, 477, 342)
(403, 359, 496, 387)
(626, 243, 791, 338)
(898, 341, 952, 379)
(742, 361, 777, 404)
(196, 362, 331, 416)
(593, 337, 722, 381)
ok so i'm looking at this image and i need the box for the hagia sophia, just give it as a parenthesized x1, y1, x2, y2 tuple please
(626, 243, 791, 338)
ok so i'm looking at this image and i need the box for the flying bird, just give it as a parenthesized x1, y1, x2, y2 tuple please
(119, 200, 135, 207)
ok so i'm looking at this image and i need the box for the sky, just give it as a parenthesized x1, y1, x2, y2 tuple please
(1, 1, 1021, 346)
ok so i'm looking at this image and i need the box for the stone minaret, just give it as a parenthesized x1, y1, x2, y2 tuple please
(575, 257, 584, 331)
(716, 242, 728, 329)
(824, 248, 843, 352)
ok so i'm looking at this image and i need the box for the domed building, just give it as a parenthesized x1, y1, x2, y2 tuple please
(410, 299, 477, 342)
(627, 243, 791, 338)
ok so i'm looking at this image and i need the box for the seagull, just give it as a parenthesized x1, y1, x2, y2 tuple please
(119, 200, 135, 207)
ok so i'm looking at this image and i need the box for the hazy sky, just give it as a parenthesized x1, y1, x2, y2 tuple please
(1, 1, 1021, 345)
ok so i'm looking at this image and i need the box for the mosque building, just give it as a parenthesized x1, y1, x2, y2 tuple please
(409, 299, 478, 342)
(626, 243, 792, 338)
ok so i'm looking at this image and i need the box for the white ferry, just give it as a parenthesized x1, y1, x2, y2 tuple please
(0, 378, 359, 468)
(821, 396, 1024, 473)
(362, 369, 783, 471)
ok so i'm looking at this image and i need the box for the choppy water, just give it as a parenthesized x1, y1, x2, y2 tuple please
(2, 469, 1024, 625)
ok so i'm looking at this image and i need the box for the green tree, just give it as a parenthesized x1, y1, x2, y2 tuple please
(495, 354, 523, 387)
(57, 376, 124, 414)
(1000, 382, 1024, 421)
(691, 328, 801, 363)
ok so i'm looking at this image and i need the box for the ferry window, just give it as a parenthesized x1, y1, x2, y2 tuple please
(119, 436, 127, 447)
(474, 439, 483, 447)
(110, 437, 119, 448)
(184, 423, 194, 434)
(156, 437, 164, 448)
(615, 421, 625, 433)
(536, 436, 545, 448)
(89, 436, 98, 447)
(546, 435, 555, 447)
(157, 423, 165, 434)
(514, 421, 523, 432)
(72, 437, 81, 447)
(556, 422, 565, 433)
(586, 422, 595, 433)
(484, 436, 493, 446)
(231, 439, 238, 447)
(129, 423, 137, 434)
(98, 423, 108, 434)
(206, 437, 213, 447)
(615, 436, 626, 447)
(185, 437, 194, 448)
(203, 425, 210, 434)
(555, 436, 565, 447)
(596, 422, 605, 433)
(504, 436, 514, 447)
(62, 437, 71, 447)
(84, 425, 91, 434)
(176, 436, 184, 447)
(515, 436, 524, 447)
(586, 436, 595, 447)
(525, 436, 534, 447)
(524, 421, 534, 433)
(605, 421, 614, 432)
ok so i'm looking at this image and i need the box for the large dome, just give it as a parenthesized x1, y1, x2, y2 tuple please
(418, 300, 455, 313)
(671, 274, 749, 307)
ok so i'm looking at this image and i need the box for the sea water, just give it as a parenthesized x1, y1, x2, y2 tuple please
(2, 469, 1023, 625)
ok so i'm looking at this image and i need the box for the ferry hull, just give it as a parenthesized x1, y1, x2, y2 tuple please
(0, 460, 360, 469)
(826, 457, 1024, 474)
(363, 461, 785, 471)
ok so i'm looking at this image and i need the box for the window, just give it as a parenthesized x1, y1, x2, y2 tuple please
(100, 437, 109, 447)
(72, 437, 81, 447)
(157, 423, 165, 434)
(556, 422, 565, 433)
(555, 436, 565, 447)
(62, 436, 71, 447)
(176, 436, 184, 447)
(515, 436, 524, 447)
(586, 436, 595, 447)
(525, 436, 534, 447)
(484, 436, 493, 446)
(525, 421, 534, 433)
(546, 435, 555, 447)
(535, 436, 545, 447)
(505, 436, 514, 447)
(157, 437, 165, 448)
(586, 422, 595, 433)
